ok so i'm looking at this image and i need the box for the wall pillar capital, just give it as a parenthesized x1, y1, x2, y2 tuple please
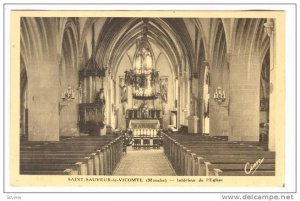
(264, 19, 274, 37)
(201, 60, 210, 68)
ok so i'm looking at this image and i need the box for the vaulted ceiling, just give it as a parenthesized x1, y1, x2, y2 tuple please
(90, 18, 195, 77)
(20, 17, 270, 82)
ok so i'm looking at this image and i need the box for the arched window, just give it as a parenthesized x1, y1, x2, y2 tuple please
(133, 35, 154, 73)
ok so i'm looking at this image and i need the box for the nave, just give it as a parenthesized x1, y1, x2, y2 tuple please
(19, 16, 278, 177)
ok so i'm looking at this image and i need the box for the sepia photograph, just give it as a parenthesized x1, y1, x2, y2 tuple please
(8, 9, 287, 188)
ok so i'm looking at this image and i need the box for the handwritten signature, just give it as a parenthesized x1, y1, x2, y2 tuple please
(244, 157, 265, 175)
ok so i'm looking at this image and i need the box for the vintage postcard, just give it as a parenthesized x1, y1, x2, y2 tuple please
(9, 10, 285, 188)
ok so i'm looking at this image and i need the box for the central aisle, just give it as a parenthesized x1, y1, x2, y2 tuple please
(113, 148, 176, 176)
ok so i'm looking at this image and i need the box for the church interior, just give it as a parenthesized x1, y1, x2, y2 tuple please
(19, 17, 275, 176)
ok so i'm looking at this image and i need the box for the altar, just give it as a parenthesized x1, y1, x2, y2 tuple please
(128, 119, 160, 137)
(125, 108, 163, 129)
(127, 119, 162, 148)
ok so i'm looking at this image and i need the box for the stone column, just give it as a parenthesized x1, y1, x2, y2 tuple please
(264, 19, 275, 151)
(197, 61, 209, 134)
(108, 74, 112, 126)
(228, 52, 260, 141)
(174, 77, 179, 129)
(27, 58, 60, 141)
(182, 72, 189, 125)
(209, 88, 229, 137)
(187, 116, 199, 134)
(209, 61, 229, 137)
(110, 79, 116, 129)
(178, 73, 184, 127)
(59, 54, 80, 137)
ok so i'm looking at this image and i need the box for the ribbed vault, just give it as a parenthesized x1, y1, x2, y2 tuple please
(231, 18, 269, 58)
(92, 18, 195, 78)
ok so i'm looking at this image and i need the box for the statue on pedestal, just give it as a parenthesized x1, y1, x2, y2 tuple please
(95, 88, 106, 106)
(120, 84, 128, 103)
(139, 103, 149, 119)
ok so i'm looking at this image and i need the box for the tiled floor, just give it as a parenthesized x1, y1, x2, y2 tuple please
(113, 148, 176, 176)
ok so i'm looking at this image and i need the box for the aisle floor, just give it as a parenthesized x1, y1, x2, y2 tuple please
(113, 148, 176, 176)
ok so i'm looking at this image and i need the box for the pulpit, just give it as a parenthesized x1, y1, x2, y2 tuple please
(78, 56, 106, 135)
(78, 103, 105, 134)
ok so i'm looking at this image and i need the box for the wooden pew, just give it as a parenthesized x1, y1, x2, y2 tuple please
(186, 148, 274, 176)
(21, 142, 111, 175)
(20, 135, 123, 175)
(21, 169, 78, 175)
(162, 132, 275, 176)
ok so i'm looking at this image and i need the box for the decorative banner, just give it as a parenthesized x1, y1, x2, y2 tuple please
(160, 77, 168, 103)
(119, 76, 128, 103)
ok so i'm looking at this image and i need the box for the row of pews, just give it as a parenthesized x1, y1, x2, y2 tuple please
(20, 135, 123, 175)
(163, 132, 275, 176)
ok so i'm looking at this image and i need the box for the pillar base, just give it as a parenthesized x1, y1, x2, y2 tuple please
(187, 116, 199, 134)
(100, 125, 107, 136)
(60, 127, 80, 136)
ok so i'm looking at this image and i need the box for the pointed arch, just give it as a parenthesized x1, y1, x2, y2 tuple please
(211, 20, 227, 68)
(60, 18, 79, 76)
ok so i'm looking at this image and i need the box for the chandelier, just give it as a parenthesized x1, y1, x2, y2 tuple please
(124, 19, 159, 100)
